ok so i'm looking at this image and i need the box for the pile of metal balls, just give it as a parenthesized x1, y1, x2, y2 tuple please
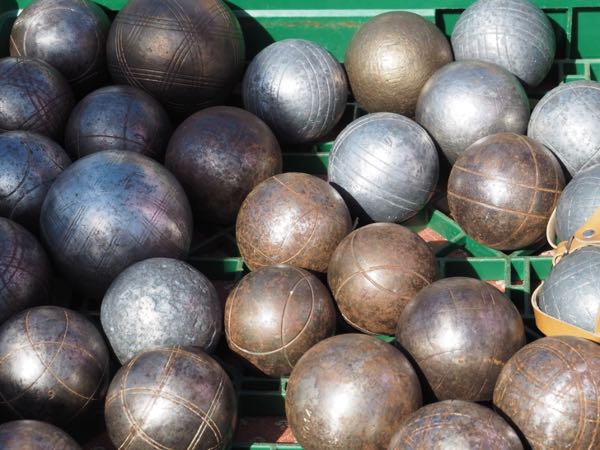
(0, 0, 598, 449)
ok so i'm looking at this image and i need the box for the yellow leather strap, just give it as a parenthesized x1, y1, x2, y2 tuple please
(548, 206, 600, 264)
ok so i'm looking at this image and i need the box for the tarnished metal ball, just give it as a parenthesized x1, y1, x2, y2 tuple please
(328, 223, 437, 335)
(107, 0, 245, 117)
(64, 85, 172, 161)
(415, 60, 530, 164)
(451, 0, 555, 87)
(396, 277, 525, 401)
(0, 306, 110, 425)
(225, 264, 336, 377)
(328, 112, 439, 223)
(0, 420, 80, 450)
(165, 106, 282, 224)
(40, 150, 193, 299)
(448, 133, 565, 250)
(242, 39, 348, 144)
(236, 172, 352, 272)
(105, 347, 237, 450)
(286, 334, 422, 450)
(345, 11, 452, 116)
(494, 336, 600, 450)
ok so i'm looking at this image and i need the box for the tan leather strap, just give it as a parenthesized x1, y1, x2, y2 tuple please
(549, 206, 600, 264)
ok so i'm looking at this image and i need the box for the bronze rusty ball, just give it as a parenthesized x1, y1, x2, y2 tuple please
(327, 223, 437, 335)
(493, 336, 600, 450)
(448, 133, 565, 250)
(345, 11, 452, 116)
(224, 264, 336, 377)
(0, 420, 80, 450)
(286, 334, 422, 450)
(396, 277, 525, 401)
(165, 106, 282, 224)
(236, 172, 352, 272)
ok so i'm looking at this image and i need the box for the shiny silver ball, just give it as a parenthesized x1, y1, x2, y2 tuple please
(328, 112, 439, 223)
(0, 420, 80, 450)
(416, 60, 530, 164)
(451, 0, 555, 87)
(243, 39, 348, 144)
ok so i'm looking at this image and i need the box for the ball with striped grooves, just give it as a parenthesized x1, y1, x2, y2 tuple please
(0, 420, 80, 450)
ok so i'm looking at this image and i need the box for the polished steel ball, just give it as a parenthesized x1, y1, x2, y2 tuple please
(64, 85, 172, 161)
(0, 306, 110, 425)
(415, 60, 530, 164)
(236, 173, 352, 272)
(329, 113, 439, 223)
(105, 347, 237, 450)
(396, 277, 525, 401)
(0, 420, 80, 450)
(165, 106, 282, 224)
(494, 336, 600, 450)
(107, 0, 245, 117)
(242, 39, 348, 144)
(40, 150, 193, 299)
(451, 0, 555, 87)
(328, 223, 437, 335)
(345, 11, 452, 116)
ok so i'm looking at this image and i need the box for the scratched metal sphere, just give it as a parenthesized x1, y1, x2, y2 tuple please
(0, 306, 110, 425)
(328, 113, 439, 223)
(415, 60, 530, 164)
(107, 0, 245, 117)
(0, 57, 75, 140)
(0, 420, 80, 450)
(105, 347, 237, 450)
(242, 39, 348, 144)
(494, 336, 600, 450)
(236, 172, 352, 272)
(328, 223, 437, 335)
(396, 277, 525, 401)
(448, 133, 565, 250)
(345, 11, 452, 116)
(286, 334, 422, 450)
(528, 80, 600, 176)
(165, 106, 282, 224)
(64, 85, 172, 161)
(451, 0, 555, 87)
(40, 150, 193, 299)
(388, 400, 523, 450)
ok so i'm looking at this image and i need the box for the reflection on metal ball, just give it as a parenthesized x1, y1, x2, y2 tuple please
(0, 420, 80, 450)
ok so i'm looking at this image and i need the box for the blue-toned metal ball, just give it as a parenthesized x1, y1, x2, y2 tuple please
(0, 420, 80, 450)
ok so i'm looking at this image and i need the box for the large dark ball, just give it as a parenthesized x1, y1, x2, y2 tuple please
(396, 277, 525, 401)
(165, 106, 282, 224)
(0, 420, 80, 450)
(328, 223, 437, 335)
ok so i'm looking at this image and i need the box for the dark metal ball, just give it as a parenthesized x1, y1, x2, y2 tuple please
(448, 133, 565, 250)
(242, 39, 348, 144)
(328, 112, 439, 223)
(165, 106, 282, 224)
(494, 336, 600, 450)
(107, 0, 245, 117)
(224, 264, 336, 377)
(396, 277, 526, 401)
(0, 57, 75, 140)
(40, 150, 193, 299)
(328, 223, 437, 335)
(286, 334, 422, 450)
(345, 11, 452, 116)
(64, 85, 172, 161)
(105, 347, 237, 450)
(0, 306, 110, 425)
(236, 172, 352, 272)
(0, 420, 80, 450)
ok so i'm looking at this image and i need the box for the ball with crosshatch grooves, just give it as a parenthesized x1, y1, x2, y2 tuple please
(40, 150, 193, 299)
(0, 306, 110, 425)
(0, 420, 80, 450)
(327, 223, 437, 335)
(242, 39, 348, 144)
(494, 336, 600, 450)
(105, 347, 237, 450)
(396, 277, 525, 401)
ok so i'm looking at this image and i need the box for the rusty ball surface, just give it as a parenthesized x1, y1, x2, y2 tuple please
(448, 133, 565, 250)
(165, 106, 282, 224)
(328, 223, 437, 335)
(396, 277, 526, 401)
(0, 420, 80, 450)
(236, 172, 352, 272)
(493, 336, 600, 450)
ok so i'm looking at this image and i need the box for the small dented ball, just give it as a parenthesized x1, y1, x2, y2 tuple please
(0, 420, 80, 450)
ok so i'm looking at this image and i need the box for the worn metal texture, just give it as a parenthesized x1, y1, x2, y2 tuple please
(0, 420, 80, 450)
